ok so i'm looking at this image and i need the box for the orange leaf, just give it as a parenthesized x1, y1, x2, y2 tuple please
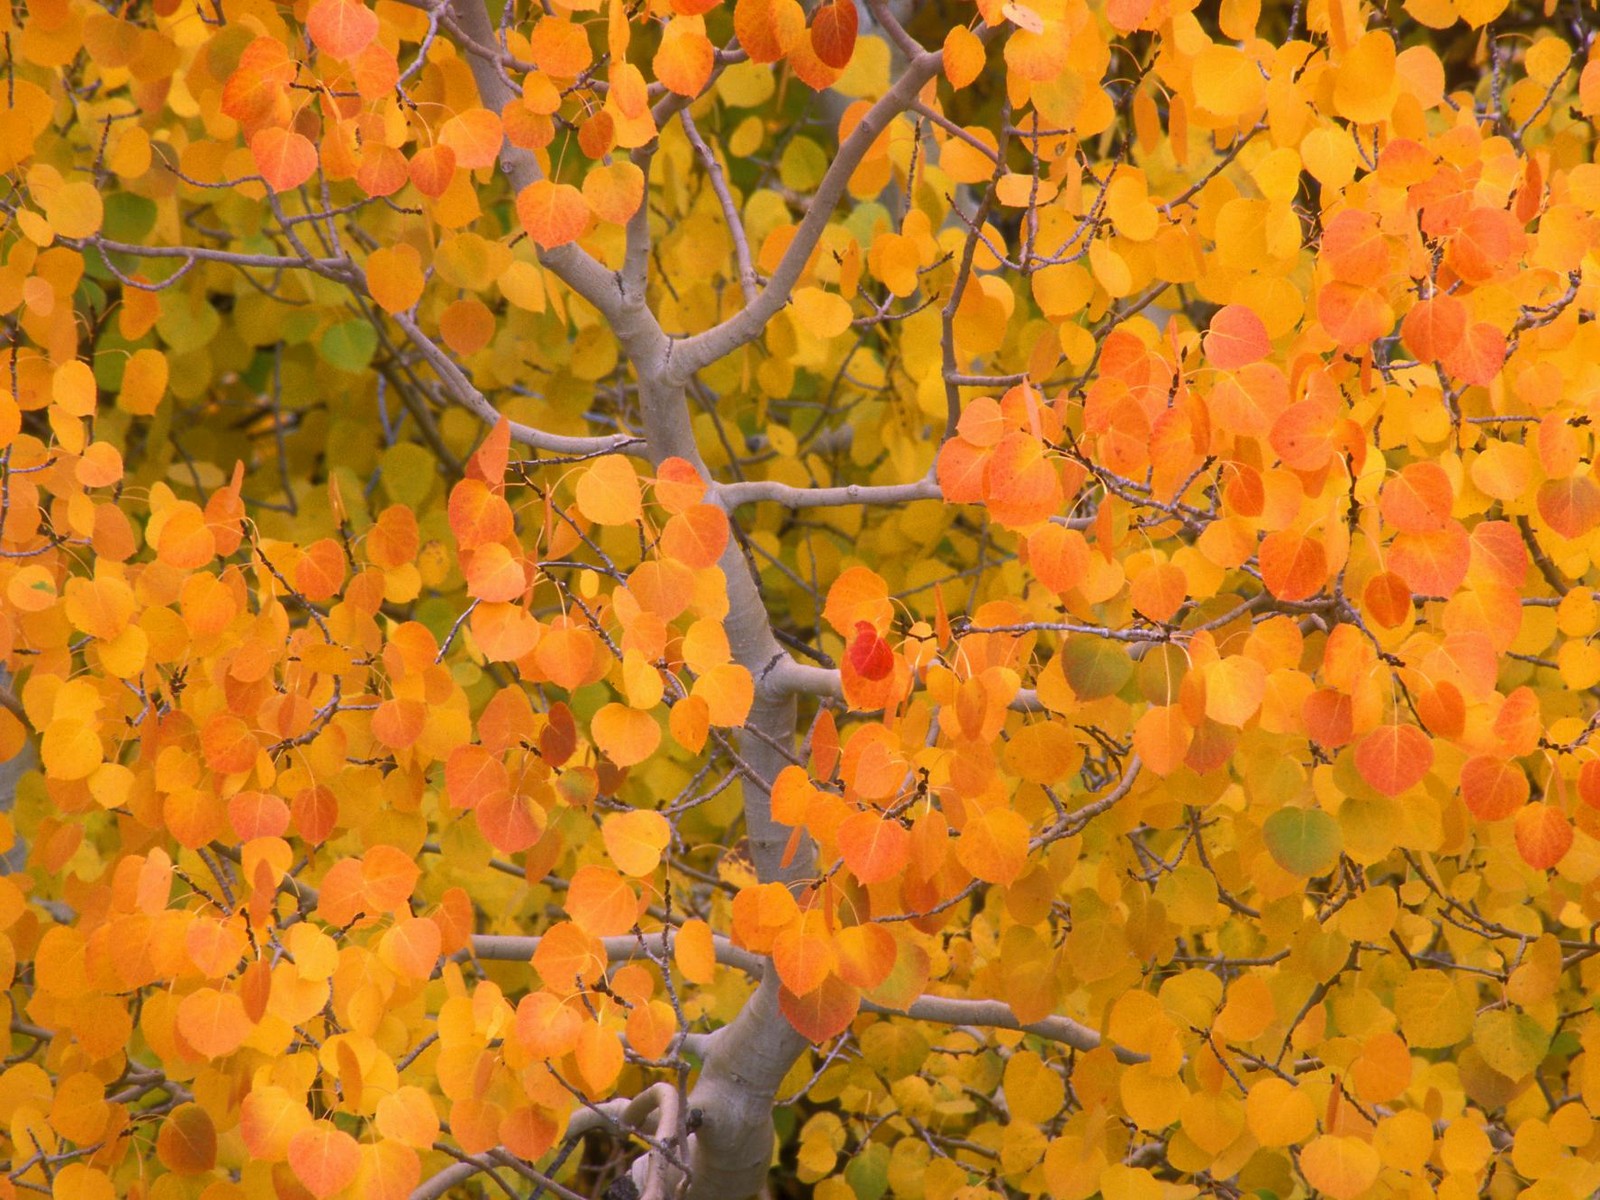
(675, 918, 717, 983)
(307, 0, 379, 58)
(1132, 704, 1193, 776)
(1380, 463, 1453, 534)
(445, 744, 510, 811)
(357, 143, 409, 197)
(380, 916, 443, 979)
(360, 1141, 423, 1200)
(576, 1020, 624, 1093)
(984, 432, 1064, 528)
(464, 543, 528, 602)
(955, 807, 1030, 885)
(537, 624, 597, 690)
(943, 26, 986, 88)
(1400, 293, 1466, 361)
(201, 712, 259, 775)
(661, 505, 729, 569)
(655, 20, 716, 96)
(251, 128, 318, 192)
(241, 1087, 313, 1161)
(477, 789, 547, 853)
(295, 537, 346, 601)
(823, 566, 892, 636)
(834, 923, 896, 988)
(1538, 475, 1600, 539)
(376, 1088, 441, 1152)
(837, 810, 910, 884)
(669, 694, 711, 752)
(1319, 209, 1388, 285)
(773, 913, 836, 999)
(449, 479, 515, 548)
(177, 987, 253, 1058)
(654, 457, 707, 512)
(362, 844, 421, 913)
(372, 696, 427, 748)
(293, 783, 340, 845)
(1203, 304, 1270, 370)
(156, 1103, 219, 1175)
(1258, 530, 1327, 602)
(409, 143, 457, 198)
(1354, 724, 1433, 797)
(734, 0, 805, 62)
(439, 108, 504, 169)
(517, 179, 590, 248)
(1317, 281, 1393, 347)
(1387, 522, 1470, 596)
(779, 972, 860, 1041)
(1460, 755, 1529, 821)
(441, 297, 496, 355)
(567, 864, 641, 936)
(1514, 802, 1573, 870)
(1443, 322, 1507, 388)
(289, 1122, 361, 1200)
(692, 662, 754, 726)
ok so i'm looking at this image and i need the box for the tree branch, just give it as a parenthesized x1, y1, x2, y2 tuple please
(713, 473, 941, 510)
(466, 932, 765, 976)
(861, 994, 1144, 1062)
(449, 0, 668, 357)
(390, 312, 645, 456)
(679, 108, 760, 307)
(669, 47, 947, 377)
(411, 1161, 484, 1200)
(764, 656, 1041, 712)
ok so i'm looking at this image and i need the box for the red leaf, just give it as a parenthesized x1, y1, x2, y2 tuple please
(847, 621, 894, 681)
(779, 972, 860, 1042)
(811, 0, 858, 69)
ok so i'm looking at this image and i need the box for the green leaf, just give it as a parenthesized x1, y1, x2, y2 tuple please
(1261, 807, 1341, 876)
(846, 1142, 891, 1200)
(1060, 638, 1133, 701)
(380, 443, 437, 509)
(319, 319, 378, 373)
(1473, 1010, 1550, 1080)
(1137, 643, 1188, 704)
(103, 192, 158, 242)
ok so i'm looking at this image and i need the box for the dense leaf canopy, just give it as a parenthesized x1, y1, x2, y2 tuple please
(3, 0, 1600, 1198)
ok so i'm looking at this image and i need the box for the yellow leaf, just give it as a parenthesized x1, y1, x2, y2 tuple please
(791, 287, 853, 338)
(576, 454, 643, 525)
(1192, 43, 1265, 117)
(1245, 1077, 1317, 1147)
(591, 703, 661, 768)
(583, 160, 645, 224)
(603, 810, 672, 877)
(365, 245, 426, 313)
(1299, 1135, 1380, 1200)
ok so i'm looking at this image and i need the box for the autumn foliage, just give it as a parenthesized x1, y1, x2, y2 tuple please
(5, 0, 1600, 1197)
